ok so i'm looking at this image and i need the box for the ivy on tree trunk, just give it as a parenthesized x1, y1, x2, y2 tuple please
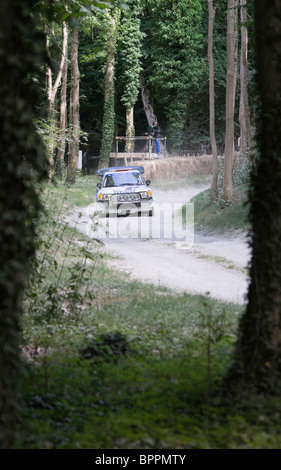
(0, 0, 45, 448)
(99, 8, 119, 167)
(226, 0, 281, 395)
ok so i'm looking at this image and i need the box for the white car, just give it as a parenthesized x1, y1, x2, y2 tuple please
(96, 166, 154, 217)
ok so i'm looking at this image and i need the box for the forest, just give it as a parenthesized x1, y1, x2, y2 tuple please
(35, 0, 255, 178)
(1, 0, 281, 451)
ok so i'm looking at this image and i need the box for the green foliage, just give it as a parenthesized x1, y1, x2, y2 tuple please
(140, 0, 206, 151)
(39, 0, 116, 26)
(12, 175, 281, 449)
(35, 114, 87, 167)
(99, 7, 120, 163)
(79, 16, 109, 154)
(189, 185, 250, 235)
(118, 0, 143, 112)
(18, 352, 281, 448)
(79, 0, 229, 153)
(19, 218, 244, 447)
(181, 154, 252, 234)
(77, 0, 256, 155)
(218, 154, 252, 189)
(23, 180, 99, 330)
(81, 331, 131, 361)
(99, 91, 115, 163)
(70, 0, 257, 157)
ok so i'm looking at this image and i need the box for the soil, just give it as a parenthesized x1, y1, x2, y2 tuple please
(124, 155, 215, 180)
(65, 181, 250, 305)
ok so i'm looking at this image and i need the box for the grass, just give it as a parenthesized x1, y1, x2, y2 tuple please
(195, 253, 247, 274)
(15, 174, 281, 449)
(152, 174, 212, 191)
(44, 173, 99, 211)
(185, 184, 251, 235)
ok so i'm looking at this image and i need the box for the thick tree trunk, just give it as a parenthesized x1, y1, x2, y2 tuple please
(226, 0, 281, 394)
(66, 26, 80, 184)
(0, 0, 45, 447)
(56, 22, 68, 180)
(223, 0, 238, 202)
(207, 0, 219, 202)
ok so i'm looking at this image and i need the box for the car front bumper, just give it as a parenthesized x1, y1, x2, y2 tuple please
(97, 198, 154, 217)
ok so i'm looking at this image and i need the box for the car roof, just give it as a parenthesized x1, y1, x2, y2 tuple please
(98, 166, 144, 176)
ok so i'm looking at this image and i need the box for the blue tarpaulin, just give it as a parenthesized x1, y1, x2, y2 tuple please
(156, 139, 160, 154)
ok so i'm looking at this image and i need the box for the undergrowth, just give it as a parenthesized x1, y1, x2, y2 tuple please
(183, 156, 251, 234)
(14, 174, 281, 449)
(189, 184, 250, 234)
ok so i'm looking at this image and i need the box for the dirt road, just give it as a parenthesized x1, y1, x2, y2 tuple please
(66, 184, 250, 305)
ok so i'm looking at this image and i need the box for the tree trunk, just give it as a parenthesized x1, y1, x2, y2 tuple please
(239, 1, 247, 160)
(140, 72, 156, 128)
(56, 22, 68, 180)
(120, 0, 142, 155)
(223, 0, 238, 203)
(66, 26, 80, 184)
(99, 9, 119, 167)
(0, 0, 45, 447)
(226, 0, 281, 394)
(239, 0, 253, 160)
(207, 0, 219, 202)
(45, 21, 68, 182)
(45, 27, 56, 181)
(126, 106, 134, 153)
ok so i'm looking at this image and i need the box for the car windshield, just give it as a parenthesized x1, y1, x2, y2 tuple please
(103, 172, 144, 187)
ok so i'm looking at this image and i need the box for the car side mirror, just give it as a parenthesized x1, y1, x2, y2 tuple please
(97, 182, 102, 189)
(146, 180, 151, 186)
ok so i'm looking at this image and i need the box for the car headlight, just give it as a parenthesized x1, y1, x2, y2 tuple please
(98, 192, 110, 201)
(140, 190, 152, 199)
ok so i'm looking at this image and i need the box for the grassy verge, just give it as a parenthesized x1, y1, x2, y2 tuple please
(15, 175, 281, 449)
(44, 173, 99, 211)
(184, 184, 250, 235)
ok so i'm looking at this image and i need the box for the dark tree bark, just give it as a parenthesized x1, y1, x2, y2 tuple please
(0, 0, 45, 447)
(140, 72, 156, 128)
(239, 0, 253, 162)
(66, 25, 80, 184)
(55, 22, 69, 180)
(226, 0, 281, 394)
(207, 0, 219, 202)
(223, 0, 238, 203)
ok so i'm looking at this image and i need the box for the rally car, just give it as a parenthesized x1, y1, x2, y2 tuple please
(96, 166, 154, 217)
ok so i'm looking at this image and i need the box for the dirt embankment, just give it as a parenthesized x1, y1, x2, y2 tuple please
(139, 155, 214, 180)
